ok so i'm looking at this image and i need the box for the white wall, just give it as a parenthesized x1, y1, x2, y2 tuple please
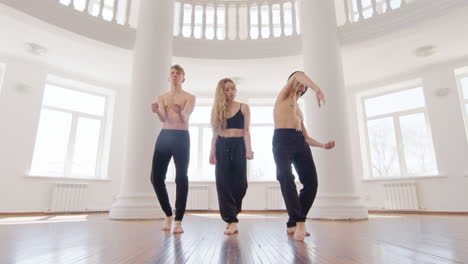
(0, 54, 130, 212)
(347, 58, 468, 212)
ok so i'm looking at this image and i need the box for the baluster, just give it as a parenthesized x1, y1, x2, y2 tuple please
(257, 2, 261, 39)
(343, 0, 350, 24)
(111, 0, 118, 23)
(268, 4, 273, 38)
(98, 0, 105, 18)
(236, 3, 240, 40)
(84, 0, 91, 14)
(202, 4, 207, 39)
(225, 4, 229, 40)
(371, 0, 378, 17)
(124, 0, 132, 27)
(214, 4, 219, 39)
(179, 2, 185, 37)
(279, 2, 284, 37)
(291, 1, 297, 35)
(385, 0, 392, 12)
(246, 3, 251, 40)
(356, 0, 364, 21)
(190, 2, 195, 38)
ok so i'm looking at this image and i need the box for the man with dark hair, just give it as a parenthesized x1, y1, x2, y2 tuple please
(273, 71, 335, 241)
(150, 64, 196, 234)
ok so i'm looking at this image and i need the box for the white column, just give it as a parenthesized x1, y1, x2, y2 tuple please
(301, 0, 367, 220)
(109, 0, 174, 219)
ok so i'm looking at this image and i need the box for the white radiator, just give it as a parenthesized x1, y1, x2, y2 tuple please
(266, 185, 286, 210)
(186, 185, 209, 210)
(50, 183, 88, 212)
(383, 182, 419, 210)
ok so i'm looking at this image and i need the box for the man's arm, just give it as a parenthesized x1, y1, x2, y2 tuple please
(173, 95, 196, 123)
(301, 121, 335, 149)
(151, 96, 167, 122)
(288, 71, 326, 107)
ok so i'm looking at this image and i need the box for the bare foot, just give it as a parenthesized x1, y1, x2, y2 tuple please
(224, 223, 238, 235)
(161, 216, 172, 231)
(287, 226, 310, 236)
(172, 221, 184, 234)
(293, 222, 307, 241)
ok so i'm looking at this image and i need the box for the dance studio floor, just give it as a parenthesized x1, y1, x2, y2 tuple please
(0, 212, 467, 264)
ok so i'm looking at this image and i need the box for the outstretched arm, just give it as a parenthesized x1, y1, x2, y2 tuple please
(301, 121, 335, 149)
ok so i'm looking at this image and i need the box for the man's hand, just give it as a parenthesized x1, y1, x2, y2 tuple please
(246, 151, 254, 160)
(173, 104, 183, 114)
(151, 102, 160, 114)
(316, 90, 326, 107)
(323, 140, 335, 150)
(209, 152, 217, 165)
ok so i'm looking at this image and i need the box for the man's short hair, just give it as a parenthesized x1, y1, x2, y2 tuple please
(288, 71, 308, 97)
(171, 64, 185, 76)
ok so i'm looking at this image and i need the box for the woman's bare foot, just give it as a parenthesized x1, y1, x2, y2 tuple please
(161, 216, 172, 231)
(287, 226, 310, 236)
(224, 222, 238, 235)
(172, 221, 184, 234)
(293, 222, 307, 241)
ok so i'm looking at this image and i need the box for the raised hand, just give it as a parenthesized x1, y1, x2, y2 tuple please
(151, 102, 160, 114)
(316, 90, 326, 107)
(323, 140, 335, 150)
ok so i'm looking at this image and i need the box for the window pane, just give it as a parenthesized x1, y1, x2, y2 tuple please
(205, 6, 215, 39)
(400, 113, 438, 176)
(250, 106, 273, 124)
(71, 118, 102, 178)
(364, 87, 425, 117)
(367, 117, 401, 177)
(462, 77, 468, 100)
(272, 4, 281, 37)
(43, 84, 106, 116)
(217, 6, 226, 40)
(283, 3, 293, 36)
(249, 5, 259, 39)
(201, 127, 215, 181)
(30, 109, 72, 176)
(250, 126, 275, 181)
(191, 106, 211, 124)
(174, 2, 181, 36)
(182, 4, 192, 37)
(261, 5, 270, 38)
(193, 5, 203, 39)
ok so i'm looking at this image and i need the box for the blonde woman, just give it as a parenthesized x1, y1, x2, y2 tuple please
(209, 78, 254, 235)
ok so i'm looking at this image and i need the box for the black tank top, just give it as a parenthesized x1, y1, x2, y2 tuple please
(226, 104, 244, 129)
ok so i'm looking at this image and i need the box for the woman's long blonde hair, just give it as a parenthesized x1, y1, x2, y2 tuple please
(211, 78, 236, 131)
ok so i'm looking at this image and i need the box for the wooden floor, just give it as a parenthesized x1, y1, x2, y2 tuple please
(0, 212, 467, 264)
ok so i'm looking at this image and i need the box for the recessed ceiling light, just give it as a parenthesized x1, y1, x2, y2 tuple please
(24, 42, 47, 56)
(414, 45, 436, 57)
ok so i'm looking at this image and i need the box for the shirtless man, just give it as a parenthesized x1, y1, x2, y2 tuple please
(150, 65, 196, 234)
(273, 71, 335, 241)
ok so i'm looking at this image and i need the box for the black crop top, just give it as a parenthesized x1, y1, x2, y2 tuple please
(226, 104, 244, 129)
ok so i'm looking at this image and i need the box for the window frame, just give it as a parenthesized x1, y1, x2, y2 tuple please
(29, 75, 115, 180)
(456, 73, 468, 139)
(359, 82, 438, 179)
